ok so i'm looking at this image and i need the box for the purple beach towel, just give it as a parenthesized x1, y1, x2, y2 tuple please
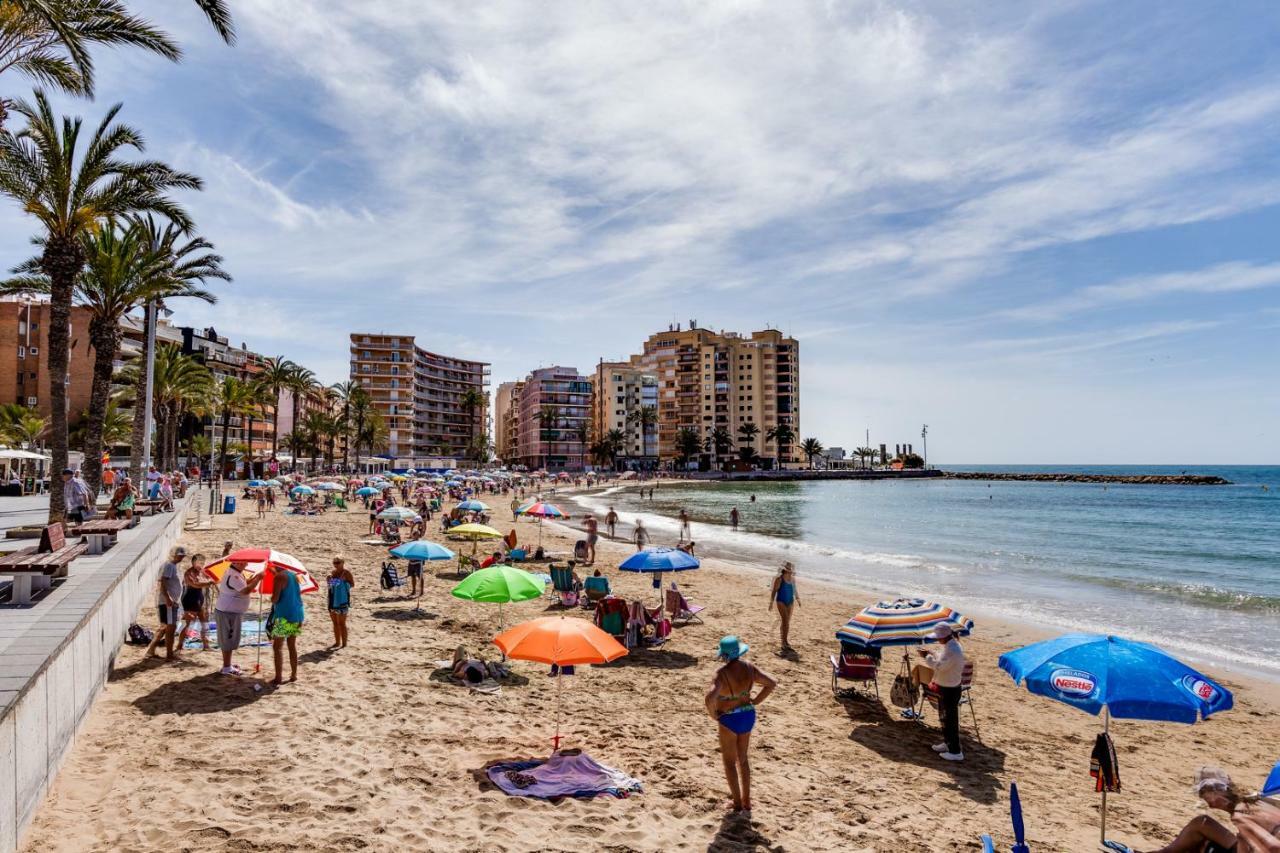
(487, 751, 643, 799)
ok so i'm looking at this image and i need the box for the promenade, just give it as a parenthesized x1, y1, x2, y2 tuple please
(0, 491, 197, 853)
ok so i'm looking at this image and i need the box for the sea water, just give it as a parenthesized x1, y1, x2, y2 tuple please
(571, 466, 1280, 678)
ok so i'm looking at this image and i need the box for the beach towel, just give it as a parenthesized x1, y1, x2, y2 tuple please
(185, 619, 270, 649)
(487, 752, 642, 800)
(1090, 732, 1121, 793)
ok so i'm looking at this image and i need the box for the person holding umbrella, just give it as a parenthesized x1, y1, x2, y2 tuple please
(704, 636, 778, 815)
(215, 560, 264, 675)
(269, 562, 306, 685)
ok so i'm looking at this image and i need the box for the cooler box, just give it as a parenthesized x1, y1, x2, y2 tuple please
(222, 495, 236, 514)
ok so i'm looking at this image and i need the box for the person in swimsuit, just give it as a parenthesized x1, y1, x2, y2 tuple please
(633, 520, 650, 551)
(327, 556, 355, 649)
(451, 645, 487, 684)
(729, 507, 740, 530)
(269, 564, 305, 686)
(583, 514, 599, 565)
(176, 554, 213, 651)
(769, 562, 800, 651)
(678, 509, 691, 543)
(704, 636, 777, 814)
(1107, 766, 1280, 853)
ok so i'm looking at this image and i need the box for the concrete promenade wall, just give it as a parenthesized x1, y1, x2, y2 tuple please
(0, 492, 195, 853)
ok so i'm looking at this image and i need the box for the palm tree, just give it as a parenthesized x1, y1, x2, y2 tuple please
(0, 404, 47, 448)
(284, 365, 315, 471)
(459, 386, 484, 446)
(183, 432, 210, 472)
(301, 408, 330, 472)
(736, 421, 760, 464)
(709, 426, 733, 470)
(767, 422, 795, 465)
(120, 344, 211, 470)
(345, 383, 372, 470)
(800, 437, 824, 469)
(0, 0, 234, 129)
(856, 446, 876, 469)
(603, 428, 625, 469)
(357, 409, 388, 458)
(257, 356, 295, 461)
(675, 427, 701, 469)
(330, 380, 362, 470)
(240, 378, 269, 478)
(2, 218, 224, 491)
(0, 92, 200, 519)
(213, 375, 253, 478)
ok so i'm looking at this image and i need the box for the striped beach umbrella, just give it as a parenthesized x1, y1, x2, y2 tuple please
(378, 506, 421, 522)
(518, 502, 568, 519)
(836, 598, 974, 648)
(456, 499, 489, 512)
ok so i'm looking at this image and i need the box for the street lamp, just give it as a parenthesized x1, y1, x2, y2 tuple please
(921, 424, 928, 468)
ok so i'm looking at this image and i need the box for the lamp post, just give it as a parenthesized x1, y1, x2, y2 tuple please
(921, 424, 928, 469)
(141, 300, 158, 470)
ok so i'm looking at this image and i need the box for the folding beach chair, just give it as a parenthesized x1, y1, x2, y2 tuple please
(594, 597, 628, 642)
(549, 564, 578, 606)
(919, 660, 981, 743)
(584, 574, 610, 604)
(379, 561, 404, 590)
(664, 587, 705, 625)
(830, 650, 880, 700)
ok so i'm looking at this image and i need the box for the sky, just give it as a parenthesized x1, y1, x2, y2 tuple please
(1, 0, 1278, 464)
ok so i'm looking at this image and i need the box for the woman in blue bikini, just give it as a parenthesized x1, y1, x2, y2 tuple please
(769, 562, 800, 651)
(705, 636, 777, 814)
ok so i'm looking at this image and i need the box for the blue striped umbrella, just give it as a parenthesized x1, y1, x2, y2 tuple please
(836, 598, 974, 648)
(457, 499, 489, 512)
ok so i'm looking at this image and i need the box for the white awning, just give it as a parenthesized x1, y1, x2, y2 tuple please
(0, 448, 51, 460)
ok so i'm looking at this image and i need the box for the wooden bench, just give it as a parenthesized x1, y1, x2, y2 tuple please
(0, 524, 89, 605)
(67, 519, 132, 555)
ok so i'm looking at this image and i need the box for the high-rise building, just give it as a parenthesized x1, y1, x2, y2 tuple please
(636, 325, 799, 468)
(179, 326, 279, 467)
(591, 360, 659, 470)
(515, 366, 592, 471)
(493, 380, 523, 464)
(349, 333, 490, 463)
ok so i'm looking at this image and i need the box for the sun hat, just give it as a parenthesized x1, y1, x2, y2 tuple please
(173, 546, 188, 558)
(931, 623, 955, 639)
(1192, 766, 1231, 794)
(716, 636, 749, 661)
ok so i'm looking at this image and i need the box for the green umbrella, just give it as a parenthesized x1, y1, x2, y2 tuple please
(450, 565, 546, 628)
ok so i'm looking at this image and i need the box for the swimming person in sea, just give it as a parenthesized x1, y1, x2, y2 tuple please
(705, 636, 776, 815)
(769, 562, 800, 651)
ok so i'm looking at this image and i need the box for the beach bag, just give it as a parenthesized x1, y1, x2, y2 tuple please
(655, 618, 672, 639)
(126, 623, 152, 645)
(890, 656, 918, 709)
(574, 540, 588, 561)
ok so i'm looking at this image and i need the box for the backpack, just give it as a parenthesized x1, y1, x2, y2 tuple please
(573, 540, 588, 561)
(380, 562, 402, 590)
(126, 623, 153, 645)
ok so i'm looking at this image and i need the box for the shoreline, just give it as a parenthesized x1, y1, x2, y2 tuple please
(554, 481, 1280, 685)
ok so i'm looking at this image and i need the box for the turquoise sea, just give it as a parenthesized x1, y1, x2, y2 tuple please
(572, 466, 1280, 678)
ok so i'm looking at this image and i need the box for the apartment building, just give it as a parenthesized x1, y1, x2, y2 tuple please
(493, 380, 523, 464)
(515, 366, 592, 471)
(637, 324, 799, 468)
(0, 300, 97, 423)
(591, 360, 659, 470)
(179, 326, 279, 464)
(349, 333, 490, 462)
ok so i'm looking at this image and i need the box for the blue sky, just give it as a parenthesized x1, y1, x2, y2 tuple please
(2, 0, 1278, 463)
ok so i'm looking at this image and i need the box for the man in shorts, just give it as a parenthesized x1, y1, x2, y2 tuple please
(215, 559, 262, 675)
(583, 514, 599, 566)
(605, 507, 618, 539)
(146, 546, 186, 660)
(406, 558, 424, 598)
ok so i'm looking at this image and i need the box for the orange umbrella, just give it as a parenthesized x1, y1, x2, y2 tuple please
(493, 616, 627, 750)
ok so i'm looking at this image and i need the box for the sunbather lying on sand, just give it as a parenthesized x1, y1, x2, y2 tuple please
(1105, 767, 1280, 853)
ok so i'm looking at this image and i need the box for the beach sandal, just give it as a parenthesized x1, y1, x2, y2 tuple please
(1101, 842, 1134, 853)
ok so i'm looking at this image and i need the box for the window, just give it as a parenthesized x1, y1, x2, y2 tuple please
(17, 346, 24, 358)
(26, 396, 37, 407)
(29, 346, 37, 355)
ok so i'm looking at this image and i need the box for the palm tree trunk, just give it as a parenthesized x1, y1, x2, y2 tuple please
(128, 329, 151, 486)
(245, 411, 256, 478)
(41, 237, 83, 522)
(341, 404, 350, 470)
(270, 393, 280, 459)
(81, 317, 120, 495)
(289, 394, 301, 472)
(218, 407, 232, 480)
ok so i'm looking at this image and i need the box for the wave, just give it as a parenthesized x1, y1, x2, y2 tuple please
(1067, 574, 1280, 614)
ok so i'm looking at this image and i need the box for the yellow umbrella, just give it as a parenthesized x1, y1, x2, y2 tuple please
(447, 523, 504, 570)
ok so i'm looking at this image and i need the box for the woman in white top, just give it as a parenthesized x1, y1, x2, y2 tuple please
(214, 560, 263, 675)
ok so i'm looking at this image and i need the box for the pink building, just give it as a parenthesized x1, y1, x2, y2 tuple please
(515, 366, 592, 471)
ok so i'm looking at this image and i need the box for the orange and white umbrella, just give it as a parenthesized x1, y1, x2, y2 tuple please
(204, 548, 318, 594)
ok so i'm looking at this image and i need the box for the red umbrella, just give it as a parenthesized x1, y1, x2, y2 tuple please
(204, 548, 318, 594)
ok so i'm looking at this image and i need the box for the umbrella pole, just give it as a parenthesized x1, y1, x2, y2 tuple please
(1100, 707, 1110, 844)
(552, 670, 563, 754)
(255, 591, 264, 674)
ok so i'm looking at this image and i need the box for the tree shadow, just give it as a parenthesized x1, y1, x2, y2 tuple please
(133, 671, 270, 716)
(843, 700, 1005, 804)
(370, 606, 438, 621)
(610, 648, 699, 670)
(707, 812, 775, 852)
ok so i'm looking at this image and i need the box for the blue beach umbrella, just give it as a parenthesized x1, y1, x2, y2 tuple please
(247, 479, 267, 487)
(389, 540, 456, 561)
(618, 547, 700, 573)
(314, 482, 342, 491)
(999, 634, 1232, 844)
(356, 486, 380, 497)
(456, 499, 489, 512)
(290, 485, 315, 497)
(1263, 759, 1280, 798)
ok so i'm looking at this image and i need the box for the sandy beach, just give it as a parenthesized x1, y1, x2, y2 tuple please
(18, 485, 1280, 852)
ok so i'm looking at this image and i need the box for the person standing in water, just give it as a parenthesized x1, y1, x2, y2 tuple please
(633, 519, 650, 551)
(769, 562, 800, 651)
(679, 509, 691, 542)
(704, 636, 777, 814)
(729, 507, 740, 530)
(605, 507, 618, 538)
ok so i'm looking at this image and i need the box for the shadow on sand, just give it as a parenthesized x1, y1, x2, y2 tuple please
(708, 812, 776, 852)
(609, 647, 699, 670)
(842, 699, 1005, 804)
(370, 607, 439, 622)
(133, 671, 269, 716)
(109, 653, 202, 683)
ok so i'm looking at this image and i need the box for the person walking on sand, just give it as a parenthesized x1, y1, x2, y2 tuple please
(916, 623, 966, 762)
(679, 509, 691, 542)
(769, 562, 799, 650)
(215, 559, 263, 675)
(269, 563, 305, 685)
(256, 488, 267, 519)
(583, 514, 599, 565)
(327, 557, 355, 649)
(146, 546, 187, 660)
(175, 553, 213, 652)
(705, 636, 777, 815)
(605, 507, 618, 539)
(511, 496, 521, 520)
(633, 519, 650, 551)
(730, 507, 740, 530)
